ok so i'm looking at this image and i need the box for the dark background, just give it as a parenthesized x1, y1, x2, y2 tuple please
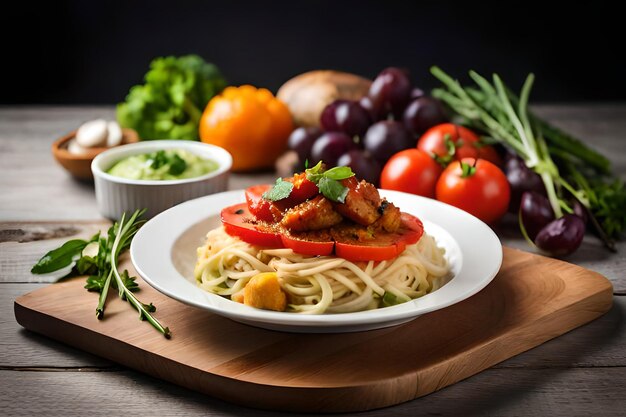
(2, 1, 622, 104)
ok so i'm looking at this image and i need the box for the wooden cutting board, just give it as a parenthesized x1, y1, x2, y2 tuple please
(14, 246, 612, 413)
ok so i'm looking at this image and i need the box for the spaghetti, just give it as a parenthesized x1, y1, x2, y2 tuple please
(194, 226, 449, 314)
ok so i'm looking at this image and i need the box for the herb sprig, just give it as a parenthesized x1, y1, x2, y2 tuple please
(31, 210, 171, 338)
(305, 162, 355, 203)
(262, 162, 355, 204)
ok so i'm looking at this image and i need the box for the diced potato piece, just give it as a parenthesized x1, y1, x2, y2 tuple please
(244, 272, 287, 312)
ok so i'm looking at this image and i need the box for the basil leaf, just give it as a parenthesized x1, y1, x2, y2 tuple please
(31, 239, 89, 274)
(323, 166, 355, 181)
(305, 161, 324, 183)
(262, 178, 294, 201)
(318, 177, 349, 203)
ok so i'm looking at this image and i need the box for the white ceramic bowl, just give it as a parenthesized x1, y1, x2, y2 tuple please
(92, 141, 232, 219)
(131, 190, 502, 333)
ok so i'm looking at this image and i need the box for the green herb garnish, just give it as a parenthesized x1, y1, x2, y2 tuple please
(167, 153, 187, 175)
(381, 291, 406, 308)
(149, 150, 168, 169)
(262, 178, 294, 201)
(318, 176, 350, 203)
(31, 210, 170, 338)
(305, 161, 355, 203)
(262, 162, 356, 204)
(147, 150, 188, 175)
(30, 233, 99, 274)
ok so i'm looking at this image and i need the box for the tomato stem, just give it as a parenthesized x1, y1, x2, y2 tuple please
(460, 159, 478, 178)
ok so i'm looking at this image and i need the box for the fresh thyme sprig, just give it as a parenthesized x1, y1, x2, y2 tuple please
(32, 209, 171, 338)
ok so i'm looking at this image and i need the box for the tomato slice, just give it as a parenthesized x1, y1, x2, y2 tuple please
(334, 213, 423, 262)
(398, 212, 424, 245)
(335, 241, 400, 262)
(281, 235, 334, 256)
(221, 203, 283, 247)
(284, 173, 319, 206)
(222, 202, 425, 261)
(245, 185, 281, 222)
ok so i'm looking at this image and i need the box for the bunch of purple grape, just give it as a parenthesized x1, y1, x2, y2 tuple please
(287, 67, 448, 185)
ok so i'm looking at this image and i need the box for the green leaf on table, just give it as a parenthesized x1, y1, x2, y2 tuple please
(31, 239, 89, 274)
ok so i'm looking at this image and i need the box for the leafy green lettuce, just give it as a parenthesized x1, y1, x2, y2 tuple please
(117, 55, 227, 140)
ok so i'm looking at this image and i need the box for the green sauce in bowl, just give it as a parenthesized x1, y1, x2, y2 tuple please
(107, 149, 219, 180)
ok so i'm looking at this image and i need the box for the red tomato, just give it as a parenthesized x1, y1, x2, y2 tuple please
(436, 158, 510, 224)
(281, 235, 334, 256)
(398, 212, 424, 245)
(221, 203, 283, 247)
(335, 213, 424, 261)
(380, 149, 443, 198)
(335, 242, 400, 262)
(245, 185, 279, 222)
(418, 123, 502, 167)
(284, 173, 318, 206)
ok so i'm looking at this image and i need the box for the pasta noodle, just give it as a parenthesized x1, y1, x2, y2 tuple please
(194, 226, 449, 314)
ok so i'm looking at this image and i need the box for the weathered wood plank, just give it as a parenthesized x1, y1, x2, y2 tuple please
(0, 284, 112, 368)
(0, 367, 624, 416)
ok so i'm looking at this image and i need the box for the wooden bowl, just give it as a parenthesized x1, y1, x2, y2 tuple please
(52, 128, 139, 180)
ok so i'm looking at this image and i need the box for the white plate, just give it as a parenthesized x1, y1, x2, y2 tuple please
(131, 190, 502, 333)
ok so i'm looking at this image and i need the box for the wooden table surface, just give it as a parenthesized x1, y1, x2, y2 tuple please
(1, 106, 625, 416)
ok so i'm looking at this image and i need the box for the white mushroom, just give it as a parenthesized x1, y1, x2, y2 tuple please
(67, 138, 90, 155)
(76, 119, 108, 148)
(106, 121, 123, 147)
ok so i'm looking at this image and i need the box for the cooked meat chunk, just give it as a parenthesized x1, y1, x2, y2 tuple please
(280, 195, 343, 232)
(373, 200, 401, 232)
(334, 178, 382, 226)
